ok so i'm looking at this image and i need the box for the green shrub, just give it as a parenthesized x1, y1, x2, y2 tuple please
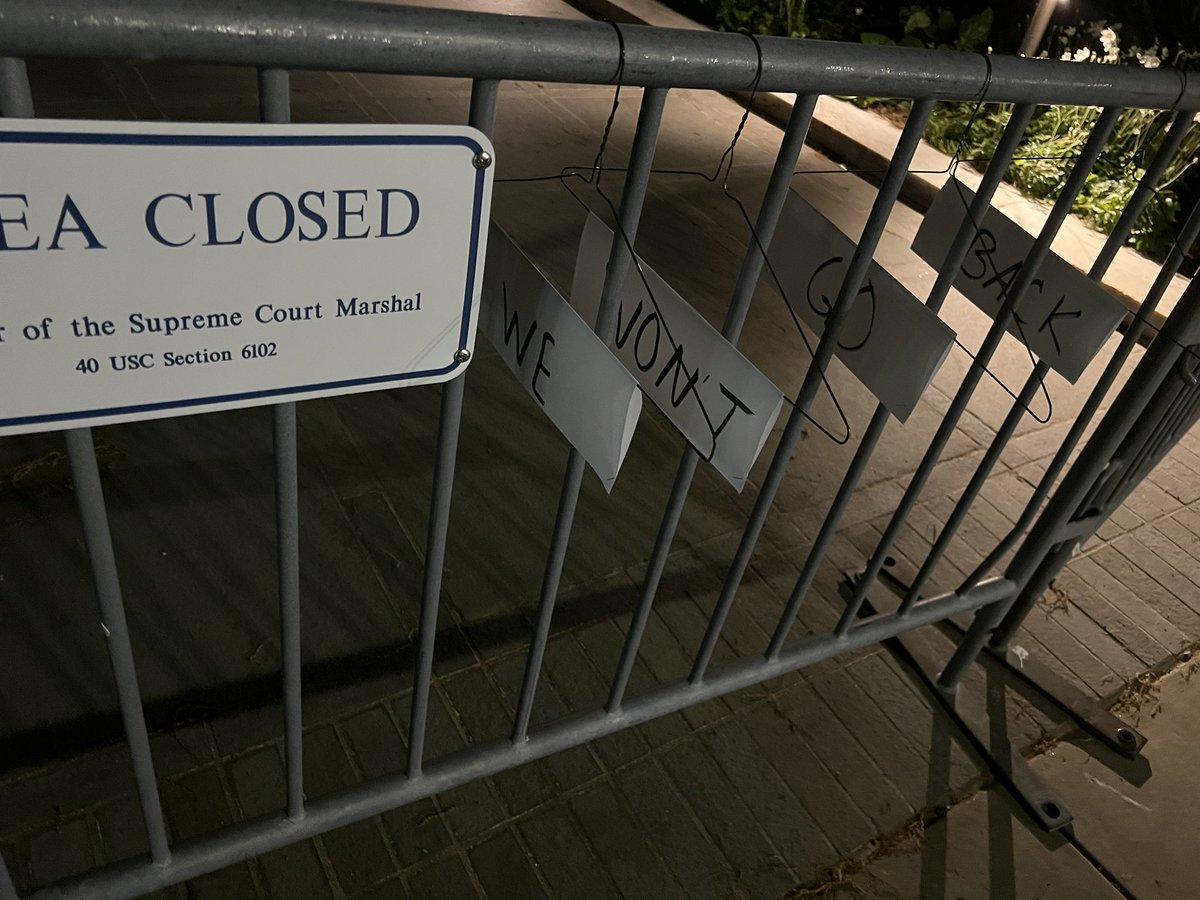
(667, 3, 1199, 261)
(676, 0, 808, 37)
(860, 5, 993, 51)
(846, 16, 1199, 261)
(917, 101, 1200, 260)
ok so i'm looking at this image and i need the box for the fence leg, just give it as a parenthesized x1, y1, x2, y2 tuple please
(510, 86, 669, 739)
(838, 106, 1124, 632)
(877, 542, 1147, 759)
(0, 851, 18, 900)
(407, 78, 500, 776)
(768, 102, 1038, 658)
(609, 93, 819, 709)
(66, 429, 172, 864)
(691, 98, 937, 683)
(256, 66, 306, 822)
(0, 59, 33, 900)
(889, 111, 1200, 761)
(842, 571, 1073, 832)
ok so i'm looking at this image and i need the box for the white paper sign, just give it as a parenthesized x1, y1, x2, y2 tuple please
(912, 180, 1127, 383)
(481, 224, 641, 491)
(0, 119, 494, 436)
(769, 190, 956, 422)
(571, 214, 784, 492)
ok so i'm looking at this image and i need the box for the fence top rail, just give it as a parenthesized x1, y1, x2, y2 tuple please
(0, 0, 1194, 109)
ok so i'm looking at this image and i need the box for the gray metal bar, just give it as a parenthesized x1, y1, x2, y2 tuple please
(1174, 388, 1200, 448)
(1117, 384, 1192, 488)
(258, 67, 289, 122)
(881, 617, 1073, 831)
(511, 87, 668, 740)
(1115, 377, 1200, 495)
(0, 850, 17, 900)
(901, 365, 1043, 607)
(766, 102, 1037, 658)
(404, 320, 464, 774)
(938, 588, 1020, 691)
(31, 576, 1015, 899)
(1080, 459, 1126, 518)
(0, 57, 31, 115)
(1105, 360, 1200, 502)
(511, 452, 585, 740)
(257, 66, 305, 822)
(272, 402, 304, 819)
(839, 105, 1123, 631)
(979, 625, 1145, 755)
(689, 99, 936, 683)
(920, 107, 1197, 598)
(939, 598, 1016, 691)
(867, 551, 1147, 755)
(0, 56, 32, 900)
(1, 1, 1196, 107)
(65, 429, 172, 866)
(962, 182, 1200, 591)
(407, 78, 498, 777)
(608, 94, 819, 710)
(1090, 393, 1191, 516)
(1168, 375, 1200, 445)
(992, 282, 1200, 648)
(1024, 319, 1181, 563)
(942, 541, 1072, 690)
(7, 54, 171, 869)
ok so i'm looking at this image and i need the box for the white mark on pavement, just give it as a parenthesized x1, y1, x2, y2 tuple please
(1084, 773, 1152, 812)
(1012, 645, 1029, 669)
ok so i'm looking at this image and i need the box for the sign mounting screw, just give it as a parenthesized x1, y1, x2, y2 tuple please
(473, 150, 492, 170)
(454, 348, 472, 363)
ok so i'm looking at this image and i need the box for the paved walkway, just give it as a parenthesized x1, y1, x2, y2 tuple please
(841, 656, 1200, 899)
(2, 1, 1200, 898)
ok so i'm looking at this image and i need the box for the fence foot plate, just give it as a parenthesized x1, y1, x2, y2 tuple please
(877, 560, 1147, 760)
(842, 570, 1074, 833)
(980, 633, 1144, 758)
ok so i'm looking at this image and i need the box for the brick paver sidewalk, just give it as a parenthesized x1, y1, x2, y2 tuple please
(3, 2, 1198, 897)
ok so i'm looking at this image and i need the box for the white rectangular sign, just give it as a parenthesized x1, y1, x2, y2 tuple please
(571, 213, 784, 492)
(769, 190, 956, 422)
(481, 224, 641, 492)
(912, 180, 1127, 383)
(0, 119, 494, 436)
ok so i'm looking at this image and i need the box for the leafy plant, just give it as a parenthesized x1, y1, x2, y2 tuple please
(860, 6, 993, 51)
(702, 0, 807, 37)
(668, 2, 1199, 261)
(918, 100, 1200, 259)
(858, 17, 1200, 260)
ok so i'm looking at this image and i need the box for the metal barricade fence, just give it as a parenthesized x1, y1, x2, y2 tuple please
(0, 1, 1197, 896)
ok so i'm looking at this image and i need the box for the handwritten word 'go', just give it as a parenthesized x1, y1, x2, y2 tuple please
(805, 256, 876, 353)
